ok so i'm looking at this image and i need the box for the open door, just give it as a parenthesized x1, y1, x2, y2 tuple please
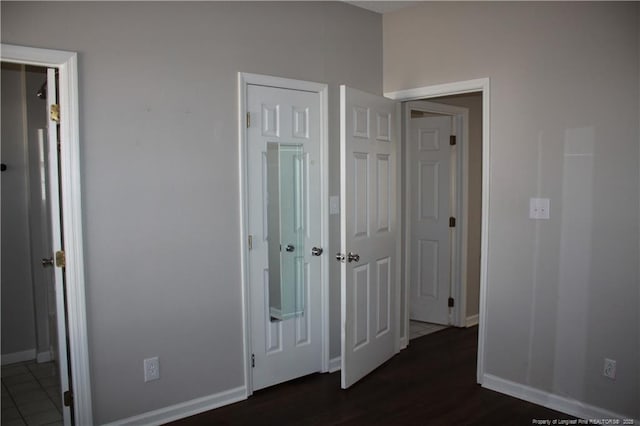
(408, 114, 454, 325)
(339, 86, 400, 389)
(46, 68, 73, 426)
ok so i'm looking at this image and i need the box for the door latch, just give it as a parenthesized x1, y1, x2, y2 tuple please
(336, 252, 360, 263)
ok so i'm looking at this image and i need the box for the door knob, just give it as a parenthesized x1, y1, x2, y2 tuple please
(311, 247, 323, 256)
(336, 253, 345, 262)
(41, 257, 54, 267)
(285, 244, 295, 252)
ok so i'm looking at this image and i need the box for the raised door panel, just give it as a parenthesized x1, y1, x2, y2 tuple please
(353, 153, 370, 239)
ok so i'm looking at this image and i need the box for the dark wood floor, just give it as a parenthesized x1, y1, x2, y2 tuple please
(168, 327, 574, 425)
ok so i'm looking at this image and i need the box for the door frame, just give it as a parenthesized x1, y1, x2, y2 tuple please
(238, 72, 330, 395)
(1, 44, 93, 423)
(402, 100, 469, 343)
(386, 78, 490, 384)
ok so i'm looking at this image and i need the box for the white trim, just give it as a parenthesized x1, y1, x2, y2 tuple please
(465, 314, 479, 328)
(237, 73, 252, 396)
(329, 356, 341, 373)
(482, 374, 639, 423)
(37, 350, 53, 363)
(1, 349, 36, 365)
(385, 77, 491, 386)
(102, 386, 246, 426)
(399, 336, 408, 350)
(238, 72, 330, 395)
(2, 43, 92, 424)
(386, 79, 489, 101)
(394, 101, 403, 355)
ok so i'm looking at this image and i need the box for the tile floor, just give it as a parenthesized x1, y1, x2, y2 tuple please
(409, 320, 448, 340)
(1, 360, 62, 426)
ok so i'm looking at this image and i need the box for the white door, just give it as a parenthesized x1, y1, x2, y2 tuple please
(36, 127, 58, 362)
(340, 85, 399, 389)
(46, 68, 73, 426)
(408, 115, 453, 325)
(247, 84, 323, 390)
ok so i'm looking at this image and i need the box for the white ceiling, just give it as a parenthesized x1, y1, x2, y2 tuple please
(344, 1, 419, 14)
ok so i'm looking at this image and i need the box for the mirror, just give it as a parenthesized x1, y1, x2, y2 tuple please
(267, 142, 305, 321)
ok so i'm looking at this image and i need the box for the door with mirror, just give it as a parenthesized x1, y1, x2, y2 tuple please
(247, 84, 323, 390)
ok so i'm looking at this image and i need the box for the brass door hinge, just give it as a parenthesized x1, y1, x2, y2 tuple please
(247, 112, 251, 128)
(55, 250, 65, 268)
(449, 217, 456, 228)
(449, 135, 456, 146)
(63, 390, 73, 407)
(50, 104, 60, 123)
(248, 235, 253, 250)
(251, 354, 255, 368)
(448, 297, 455, 307)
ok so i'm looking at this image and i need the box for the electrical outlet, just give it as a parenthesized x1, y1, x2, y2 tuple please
(603, 358, 616, 380)
(144, 357, 160, 382)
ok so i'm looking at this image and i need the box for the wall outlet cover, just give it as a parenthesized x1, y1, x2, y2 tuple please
(144, 357, 160, 382)
(603, 358, 616, 380)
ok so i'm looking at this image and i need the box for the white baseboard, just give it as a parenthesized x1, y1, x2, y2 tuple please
(465, 314, 479, 327)
(37, 350, 52, 363)
(103, 386, 246, 426)
(329, 356, 341, 373)
(400, 336, 409, 350)
(1, 349, 36, 365)
(482, 374, 639, 422)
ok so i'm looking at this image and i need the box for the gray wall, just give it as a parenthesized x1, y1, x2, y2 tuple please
(385, 2, 639, 418)
(1, 2, 382, 423)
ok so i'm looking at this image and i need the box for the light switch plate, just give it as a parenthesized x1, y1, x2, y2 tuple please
(529, 198, 550, 219)
(329, 196, 340, 215)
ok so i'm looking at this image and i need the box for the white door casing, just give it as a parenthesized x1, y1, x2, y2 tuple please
(46, 68, 72, 426)
(386, 78, 490, 385)
(1, 43, 92, 424)
(340, 85, 400, 389)
(246, 83, 325, 391)
(408, 115, 453, 325)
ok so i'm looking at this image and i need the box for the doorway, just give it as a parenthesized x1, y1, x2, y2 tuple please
(1, 43, 92, 424)
(1, 62, 64, 426)
(385, 78, 490, 384)
(239, 74, 490, 394)
(403, 93, 483, 334)
(403, 94, 482, 347)
(239, 73, 330, 394)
